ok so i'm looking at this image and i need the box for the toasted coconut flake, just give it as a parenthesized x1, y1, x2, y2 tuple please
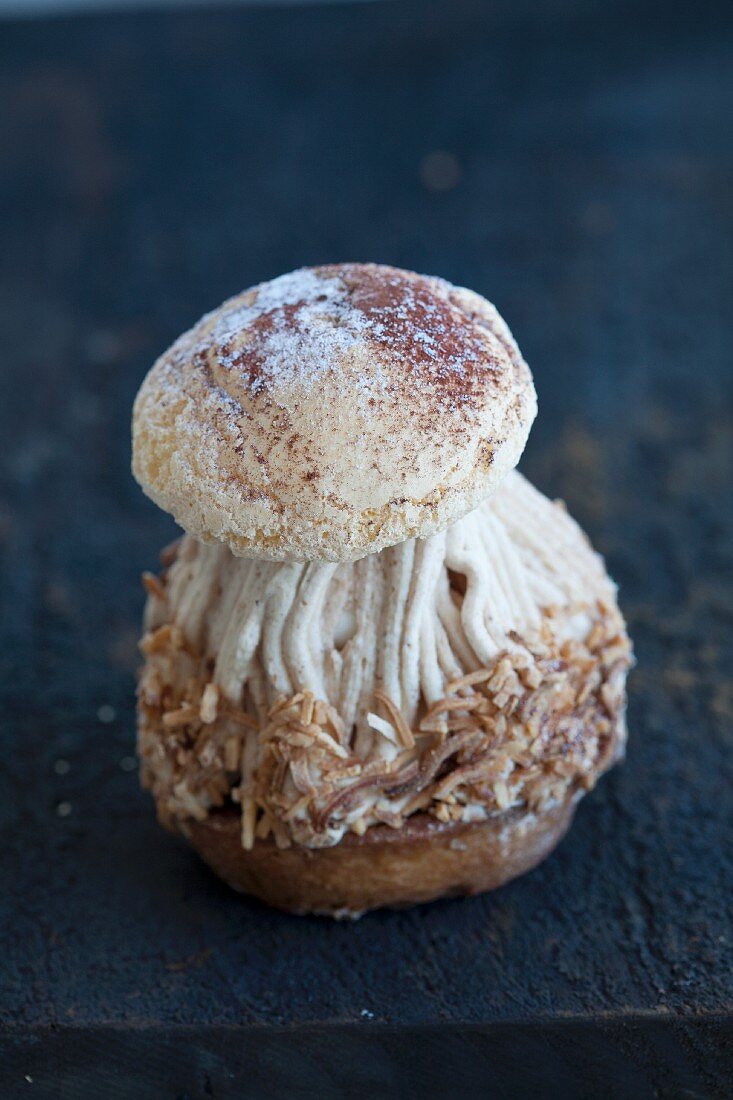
(400, 790, 433, 816)
(223, 706, 258, 730)
(445, 668, 493, 693)
(159, 538, 182, 568)
(321, 702, 346, 741)
(432, 758, 500, 800)
(421, 695, 483, 724)
(138, 597, 632, 852)
(283, 794, 311, 821)
(224, 736, 240, 771)
(307, 726, 349, 759)
(142, 571, 167, 602)
(372, 807, 404, 829)
(140, 623, 176, 656)
(289, 753, 317, 795)
(162, 705, 198, 729)
(200, 683, 219, 724)
(418, 716, 449, 736)
(269, 693, 302, 717)
(241, 796, 257, 850)
(494, 780, 511, 810)
(300, 690, 315, 727)
(323, 761, 362, 781)
(374, 689, 415, 749)
(270, 817, 292, 849)
(366, 712, 399, 743)
(313, 699, 327, 726)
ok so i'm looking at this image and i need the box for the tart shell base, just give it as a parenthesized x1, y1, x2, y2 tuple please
(182, 795, 578, 917)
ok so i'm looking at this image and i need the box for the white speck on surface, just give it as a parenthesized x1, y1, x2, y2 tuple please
(360, 1009, 374, 1019)
(119, 756, 137, 772)
(216, 268, 377, 396)
(97, 704, 116, 723)
(56, 801, 72, 818)
(53, 759, 71, 776)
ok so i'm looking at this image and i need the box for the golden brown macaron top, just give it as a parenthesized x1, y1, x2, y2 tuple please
(132, 263, 537, 562)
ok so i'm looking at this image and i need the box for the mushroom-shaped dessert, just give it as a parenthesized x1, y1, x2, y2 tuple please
(132, 263, 632, 916)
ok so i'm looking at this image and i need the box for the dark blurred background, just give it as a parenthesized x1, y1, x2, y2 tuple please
(0, 1, 731, 1096)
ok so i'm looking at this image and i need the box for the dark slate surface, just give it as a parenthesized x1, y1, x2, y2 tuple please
(0, 0, 732, 1095)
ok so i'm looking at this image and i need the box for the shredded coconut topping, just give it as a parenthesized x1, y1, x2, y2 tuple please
(137, 472, 632, 849)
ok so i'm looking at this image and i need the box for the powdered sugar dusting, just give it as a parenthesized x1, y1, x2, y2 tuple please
(344, 265, 493, 407)
(214, 268, 386, 398)
(204, 264, 504, 409)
